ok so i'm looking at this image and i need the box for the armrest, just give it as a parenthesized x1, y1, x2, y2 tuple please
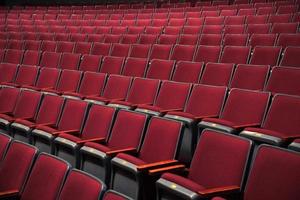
(234, 123, 260, 129)
(148, 164, 186, 176)
(161, 108, 182, 113)
(52, 129, 79, 136)
(106, 147, 137, 157)
(137, 160, 178, 171)
(198, 186, 240, 198)
(76, 137, 106, 144)
(28, 122, 54, 128)
(194, 115, 219, 120)
(0, 189, 19, 198)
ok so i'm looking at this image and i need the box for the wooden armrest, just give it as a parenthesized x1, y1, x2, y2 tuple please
(198, 186, 240, 198)
(234, 123, 260, 129)
(53, 129, 79, 136)
(137, 160, 178, 171)
(0, 189, 19, 198)
(160, 108, 182, 113)
(76, 137, 106, 144)
(106, 147, 137, 157)
(148, 164, 186, 176)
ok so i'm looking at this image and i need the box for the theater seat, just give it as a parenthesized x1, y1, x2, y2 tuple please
(156, 129, 252, 200)
(80, 110, 148, 184)
(198, 88, 270, 134)
(58, 169, 106, 200)
(10, 94, 64, 143)
(110, 117, 183, 199)
(240, 94, 300, 146)
(31, 99, 88, 153)
(0, 133, 12, 160)
(213, 145, 300, 200)
(103, 190, 132, 200)
(54, 104, 116, 167)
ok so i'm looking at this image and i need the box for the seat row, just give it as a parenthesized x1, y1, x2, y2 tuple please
(0, 88, 300, 199)
(1, 45, 300, 68)
(2, 33, 300, 50)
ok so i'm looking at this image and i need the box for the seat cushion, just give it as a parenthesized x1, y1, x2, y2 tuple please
(167, 111, 196, 120)
(212, 197, 227, 200)
(84, 142, 111, 153)
(0, 114, 14, 122)
(161, 173, 205, 192)
(202, 118, 236, 128)
(63, 92, 85, 99)
(137, 104, 161, 112)
(35, 125, 57, 133)
(116, 153, 146, 166)
(13, 119, 35, 127)
(85, 96, 108, 103)
(59, 133, 82, 143)
(110, 100, 133, 107)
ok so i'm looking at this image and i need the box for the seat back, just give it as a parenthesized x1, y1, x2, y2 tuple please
(265, 66, 300, 96)
(220, 46, 251, 64)
(129, 44, 151, 58)
(139, 117, 183, 163)
(13, 90, 42, 120)
(35, 68, 61, 89)
(172, 61, 203, 83)
(102, 75, 132, 101)
(4, 49, 23, 64)
(79, 54, 102, 72)
(20, 153, 70, 200)
(0, 141, 38, 192)
(280, 47, 300, 68)
(122, 57, 148, 78)
(155, 81, 191, 111)
(107, 110, 148, 150)
(146, 59, 175, 80)
(110, 43, 131, 57)
(40, 51, 61, 68)
(14, 65, 39, 87)
(0, 63, 18, 83)
(59, 53, 81, 70)
(194, 45, 221, 63)
(221, 88, 270, 126)
(0, 87, 20, 114)
(58, 169, 105, 200)
(57, 99, 88, 132)
(100, 56, 125, 75)
(0, 133, 12, 161)
(149, 44, 173, 60)
(170, 45, 196, 62)
(250, 46, 282, 66)
(244, 145, 300, 200)
(188, 130, 252, 189)
(78, 72, 106, 97)
(81, 104, 116, 140)
(230, 64, 270, 90)
(56, 70, 82, 93)
(200, 62, 234, 86)
(22, 50, 41, 66)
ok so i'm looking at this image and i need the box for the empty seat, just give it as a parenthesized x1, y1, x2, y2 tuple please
(104, 34, 122, 43)
(40, 41, 57, 52)
(220, 46, 251, 64)
(56, 41, 74, 53)
(277, 5, 298, 14)
(200, 62, 235, 86)
(135, 80, 191, 116)
(22, 50, 41, 66)
(7, 40, 23, 50)
(139, 34, 158, 44)
(205, 17, 225, 25)
(59, 53, 81, 70)
(224, 25, 246, 34)
(170, 45, 196, 62)
(277, 34, 300, 48)
(40, 51, 61, 68)
(280, 47, 300, 68)
(87, 34, 104, 43)
(3, 49, 23, 64)
(91, 43, 111, 56)
(11, 94, 64, 142)
(74, 42, 92, 54)
(146, 59, 175, 80)
(120, 34, 139, 44)
(182, 26, 202, 34)
(202, 25, 223, 34)
(58, 169, 106, 200)
(268, 14, 292, 23)
(158, 34, 178, 45)
(0, 90, 42, 134)
(223, 34, 248, 46)
(109, 77, 160, 109)
(85, 75, 132, 105)
(129, 44, 151, 59)
(230, 64, 270, 90)
(145, 26, 163, 35)
(79, 110, 148, 183)
(127, 27, 145, 34)
(110, 43, 131, 57)
(199, 34, 222, 46)
(0, 141, 38, 196)
(79, 54, 102, 72)
(103, 190, 131, 200)
(156, 129, 252, 200)
(198, 88, 270, 134)
(249, 34, 277, 47)
(63, 72, 106, 99)
(110, 117, 183, 199)
(265, 66, 300, 96)
(122, 57, 148, 77)
(212, 145, 300, 200)
(250, 46, 282, 66)
(23, 40, 41, 51)
(194, 45, 222, 63)
(172, 61, 203, 83)
(9, 153, 70, 200)
(271, 22, 298, 34)
(31, 99, 88, 153)
(43, 69, 82, 95)
(0, 133, 12, 160)
(246, 15, 268, 24)
(0, 63, 18, 84)
(100, 56, 125, 75)
(164, 84, 227, 164)
(2, 65, 38, 88)
(224, 16, 245, 25)
(149, 44, 173, 60)
(178, 34, 199, 45)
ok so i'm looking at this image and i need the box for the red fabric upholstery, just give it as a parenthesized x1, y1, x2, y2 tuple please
(100, 56, 124, 75)
(162, 173, 205, 192)
(0, 87, 19, 114)
(194, 45, 222, 63)
(172, 61, 203, 83)
(146, 59, 175, 80)
(200, 62, 234, 86)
